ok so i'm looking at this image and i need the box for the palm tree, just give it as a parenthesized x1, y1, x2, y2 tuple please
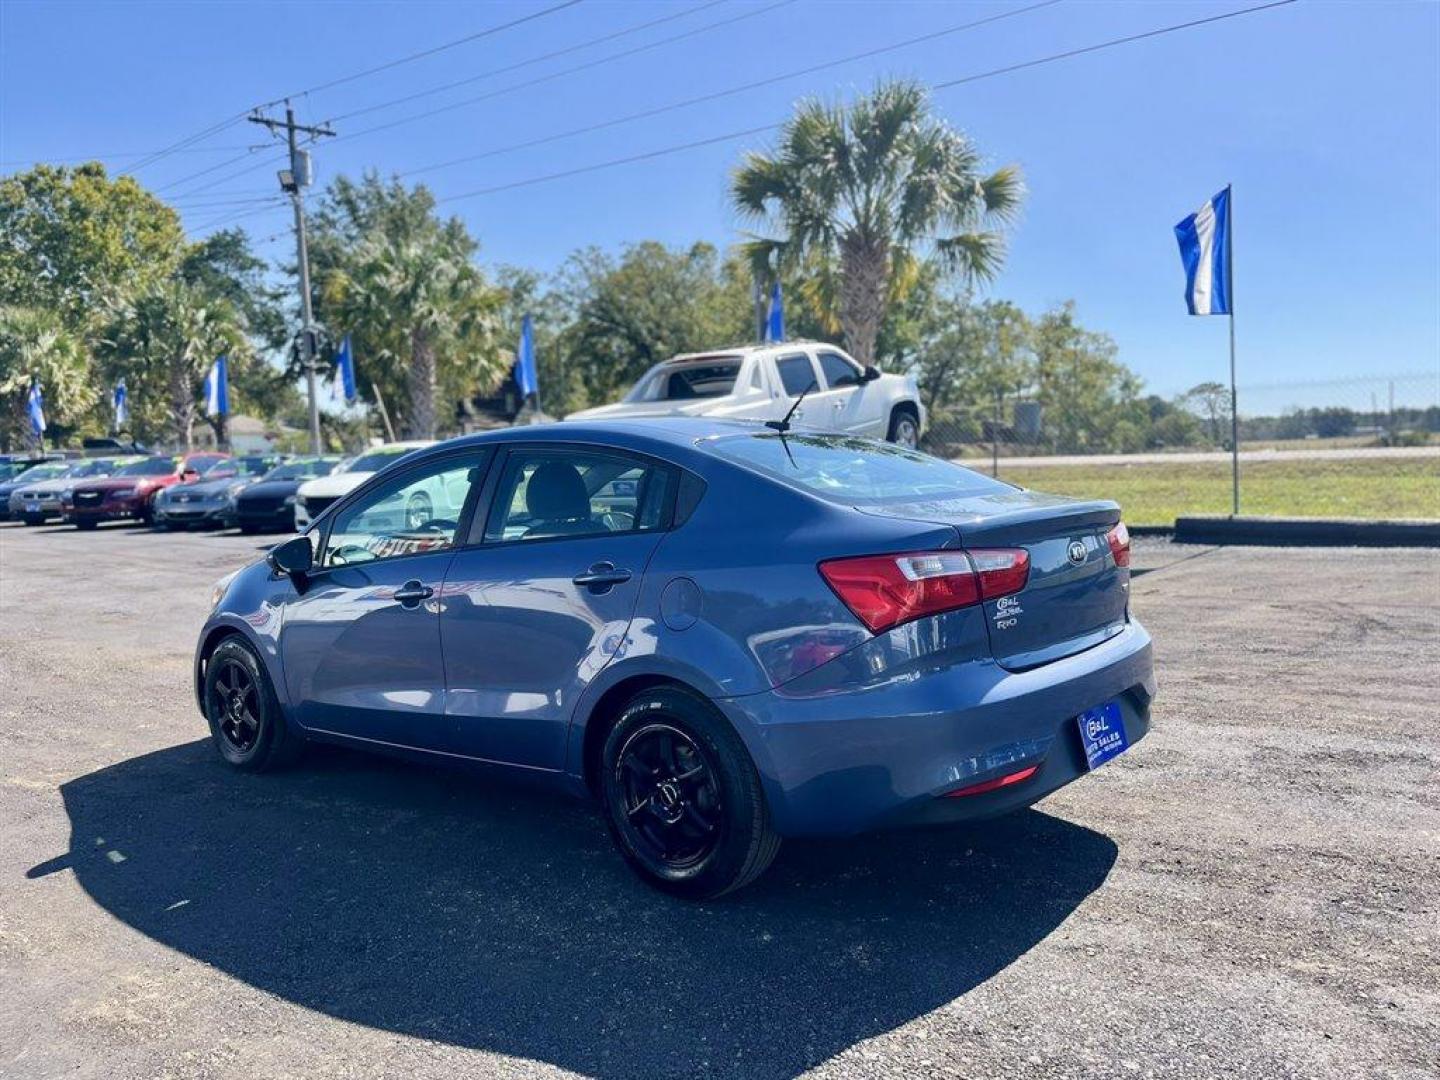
(0, 306, 95, 449)
(327, 229, 501, 440)
(732, 81, 1023, 367)
(98, 280, 246, 448)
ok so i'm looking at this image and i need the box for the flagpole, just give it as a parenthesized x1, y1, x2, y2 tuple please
(1227, 182, 1239, 516)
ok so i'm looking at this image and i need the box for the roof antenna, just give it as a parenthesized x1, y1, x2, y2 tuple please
(765, 379, 816, 433)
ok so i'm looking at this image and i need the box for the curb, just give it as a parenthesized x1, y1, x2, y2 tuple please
(1172, 515, 1440, 548)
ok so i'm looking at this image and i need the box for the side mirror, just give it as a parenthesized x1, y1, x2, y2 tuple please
(266, 534, 314, 578)
(862, 365, 882, 383)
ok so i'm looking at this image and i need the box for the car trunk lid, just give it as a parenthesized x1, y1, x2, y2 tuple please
(858, 490, 1130, 671)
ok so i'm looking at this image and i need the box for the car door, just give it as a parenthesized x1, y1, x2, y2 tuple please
(813, 349, 885, 436)
(439, 445, 675, 770)
(772, 351, 825, 428)
(279, 448, 489, 753)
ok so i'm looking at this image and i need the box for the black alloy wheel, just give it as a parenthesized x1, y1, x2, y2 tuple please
(601, 687, 780, 899)
(208, 657, 262, 754)
(614, 723, 724, 871)
(203, 637, 302, 771)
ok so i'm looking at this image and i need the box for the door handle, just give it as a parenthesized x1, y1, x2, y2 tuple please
(572, 561, 632, 594)
(393, 580, 434, 607)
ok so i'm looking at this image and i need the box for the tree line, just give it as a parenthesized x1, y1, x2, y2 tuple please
(0, 80, 1294, 455)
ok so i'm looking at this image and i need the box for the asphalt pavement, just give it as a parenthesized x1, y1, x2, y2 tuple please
(1, 521, 1436, 1079)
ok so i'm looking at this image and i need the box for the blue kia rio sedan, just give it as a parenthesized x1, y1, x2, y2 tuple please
(196, 419, 1154, 898)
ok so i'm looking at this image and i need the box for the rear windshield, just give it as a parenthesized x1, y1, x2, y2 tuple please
(117, 458, 177, 477)
(706, 434, 1009, 505)
(626, 360, 741, 402)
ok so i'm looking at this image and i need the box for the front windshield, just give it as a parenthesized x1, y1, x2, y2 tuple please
(117, 457, 178, 477)
(67, 459, 115, 478)
(705, 434, 1010, 505)
(263, 459, 330, 482)
(627, 359, 741, 402)
(13, 461, 69, 482)
(350, 448, 416, 472)
(208, 456, 272, 478)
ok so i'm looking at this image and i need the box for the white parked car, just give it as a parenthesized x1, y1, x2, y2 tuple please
(564, 343, 926, 447)
(293, 441, 433, 531)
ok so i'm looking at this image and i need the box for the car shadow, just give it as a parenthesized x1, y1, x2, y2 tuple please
(33, 740, 1117, 1078)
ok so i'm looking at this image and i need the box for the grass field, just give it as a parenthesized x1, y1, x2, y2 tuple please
(989, 456, 1440, 525)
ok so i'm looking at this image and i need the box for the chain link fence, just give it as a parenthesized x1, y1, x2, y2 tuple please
(922, 372, 1440, 525)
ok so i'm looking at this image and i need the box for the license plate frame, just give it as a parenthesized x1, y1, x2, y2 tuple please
(1076, 700, 1129, 771)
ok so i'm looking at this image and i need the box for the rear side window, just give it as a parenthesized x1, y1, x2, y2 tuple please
(775, 354, 816, 397)
(705, 433, 1009, 505)
(484, 449, 672, 543)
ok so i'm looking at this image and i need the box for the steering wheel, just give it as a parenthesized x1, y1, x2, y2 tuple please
(328, 543, 376, 566)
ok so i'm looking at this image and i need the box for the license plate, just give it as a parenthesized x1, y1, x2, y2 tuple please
(24, 501, 40, 513)
(1076, 701, 1129, 770)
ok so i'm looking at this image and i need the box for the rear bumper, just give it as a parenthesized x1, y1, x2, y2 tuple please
(716, 619, 1155, 837)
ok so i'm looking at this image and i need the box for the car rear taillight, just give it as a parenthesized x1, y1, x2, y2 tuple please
(818, 548, 1030, 633)
(1106, 521, 1131, 568)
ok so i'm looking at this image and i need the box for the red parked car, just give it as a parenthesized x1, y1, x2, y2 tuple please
(67, 452, 228, 529)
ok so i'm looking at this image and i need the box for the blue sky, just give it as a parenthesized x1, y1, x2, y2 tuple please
(2, 0, 1437, 399)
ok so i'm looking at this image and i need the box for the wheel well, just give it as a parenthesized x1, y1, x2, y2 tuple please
(580, 674, 696, 797)
(891, 400, 919, 422)
(196, 626, 243, 698)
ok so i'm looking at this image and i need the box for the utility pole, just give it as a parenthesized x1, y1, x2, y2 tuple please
(249, 101, 334, 455)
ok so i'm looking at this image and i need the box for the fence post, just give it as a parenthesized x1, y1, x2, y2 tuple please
(992, 391, 1001, 479)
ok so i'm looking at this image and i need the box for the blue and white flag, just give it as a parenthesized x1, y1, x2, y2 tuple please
(203, 356, 229, 417)
(27, 379, 46, 437)
(335, 334, 358, 404)
(764, 280, 785, 342)
(1174, 188, 1231, 316)
(113, 379, 129, 429)
(514, 314, 538, 399)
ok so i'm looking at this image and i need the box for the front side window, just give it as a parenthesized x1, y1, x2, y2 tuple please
(818, 352, 865, 389)
(322, 458, 481, 567)
(775, 354, 817, 397)
(485, 450, 672, 543)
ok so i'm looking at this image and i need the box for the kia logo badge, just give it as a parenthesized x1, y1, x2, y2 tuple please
(1067, 540, 1087, 565)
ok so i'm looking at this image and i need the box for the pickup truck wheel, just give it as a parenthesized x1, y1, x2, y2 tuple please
(887, 407, 920, 449)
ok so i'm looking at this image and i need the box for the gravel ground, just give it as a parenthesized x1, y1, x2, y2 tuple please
(1, 522, 1437, 1080)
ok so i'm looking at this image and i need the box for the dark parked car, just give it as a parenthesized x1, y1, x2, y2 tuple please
(196, 420, 1152, 899)
(68, 452, 228, 528)
(232, 456, 343, 533)
(153, 454, 287, 531)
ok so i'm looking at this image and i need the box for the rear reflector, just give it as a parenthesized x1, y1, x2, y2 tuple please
(1106, 521, 1132, 568)
(943, 765, 1039, 798)
(819, 548, 1029, 633)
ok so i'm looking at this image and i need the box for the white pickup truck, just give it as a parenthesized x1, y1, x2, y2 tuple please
(565, 343, 926, 447)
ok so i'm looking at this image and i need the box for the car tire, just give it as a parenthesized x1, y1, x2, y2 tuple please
(203, 636, 304, 772)
(886, 405, 921, 449)
(75, 520, 97, 530)
(239, 523, 259, 535)
(600, 686, 780, 900)
(22, 515, 43, 526)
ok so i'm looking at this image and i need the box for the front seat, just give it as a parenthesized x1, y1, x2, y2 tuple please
(522, 461, 595, 538)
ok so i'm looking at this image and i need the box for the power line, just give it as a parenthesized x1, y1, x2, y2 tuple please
(167, 0, 787, 209)
(273, 0, 586, 103)
(328, 0, 729, 125)
(398, 0, 1063, 181)
(328, 0, 797, 146)
(103, 0, 585, 180)
(0, 145, 255, 166)
(433, 0, 1299, 205)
